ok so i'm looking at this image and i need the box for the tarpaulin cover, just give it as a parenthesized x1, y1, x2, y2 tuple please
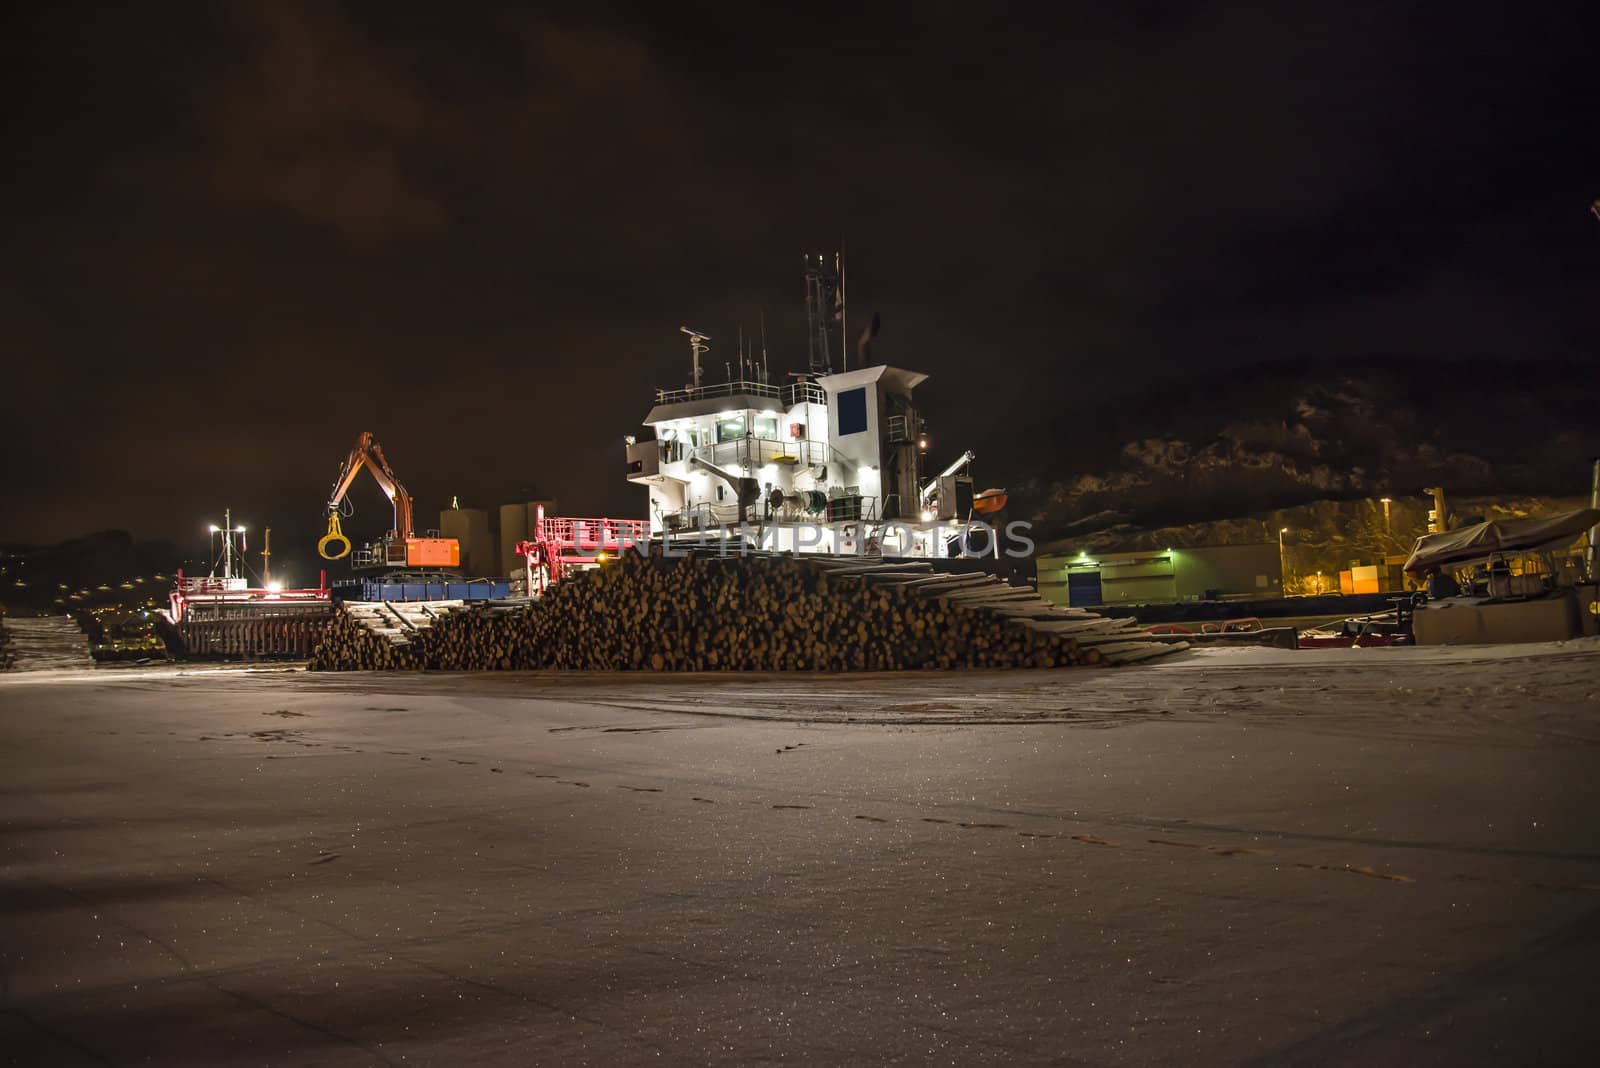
(1402, 508, 1600, 574)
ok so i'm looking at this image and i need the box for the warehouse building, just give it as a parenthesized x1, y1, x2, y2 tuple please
(1037, 543, 1283, 608)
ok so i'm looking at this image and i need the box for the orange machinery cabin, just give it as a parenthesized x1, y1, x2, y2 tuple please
(381, 537, 461, 569)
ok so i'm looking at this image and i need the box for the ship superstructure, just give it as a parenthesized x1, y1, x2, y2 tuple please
(625, 260, 979, 558)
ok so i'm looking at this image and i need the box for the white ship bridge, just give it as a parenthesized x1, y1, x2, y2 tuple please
(625, 364, 976, 558)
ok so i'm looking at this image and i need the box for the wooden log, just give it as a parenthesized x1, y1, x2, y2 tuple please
(1100, 640, 1190, 665)
(308, 556, 1183, 673)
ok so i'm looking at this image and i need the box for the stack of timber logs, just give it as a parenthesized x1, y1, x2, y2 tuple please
(309, 552, 1187, 672)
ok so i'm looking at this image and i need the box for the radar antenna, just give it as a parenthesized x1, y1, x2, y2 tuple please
(679, 326, 710, 390)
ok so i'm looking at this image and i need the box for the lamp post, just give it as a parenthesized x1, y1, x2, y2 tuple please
(1379, 496, 1393, 532)
(1278, 527, 1289, 595)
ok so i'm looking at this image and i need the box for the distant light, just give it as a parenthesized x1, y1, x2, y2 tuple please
(1379, 497, 1393, 504)
(921, 509, 935, 522)
(1280, 527, 1289, 534)
(266, 581, 283, 593)
(236, 525, 245, 533)
(208, 524, 220, 533)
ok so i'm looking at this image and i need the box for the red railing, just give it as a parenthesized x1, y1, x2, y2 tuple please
(167, 569, 330, 623)
(514, 512, 649, 596)
(534, 514, 648, 552)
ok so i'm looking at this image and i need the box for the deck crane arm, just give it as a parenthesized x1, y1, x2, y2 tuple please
(919, 450, 975, 504)
(318, 432, 418, 560)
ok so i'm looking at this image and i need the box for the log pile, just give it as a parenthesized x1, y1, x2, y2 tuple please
(309, 552, 1187, 672)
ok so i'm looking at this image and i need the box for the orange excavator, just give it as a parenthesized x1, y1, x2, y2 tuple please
(317, 431, 459, 569)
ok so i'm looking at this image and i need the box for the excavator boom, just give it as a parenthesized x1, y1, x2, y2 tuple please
(325, 432, 413, 538)
(317, 432, 455, 568)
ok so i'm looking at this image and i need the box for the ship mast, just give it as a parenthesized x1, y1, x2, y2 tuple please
(209, 509, 245, 581)
(803, 253, 842, 375)
(679, 326, 710, 390)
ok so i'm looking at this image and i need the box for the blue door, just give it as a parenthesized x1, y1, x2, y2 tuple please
(1067, 570, 1103, 607)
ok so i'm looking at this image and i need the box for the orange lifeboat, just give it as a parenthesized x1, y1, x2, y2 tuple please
(972, 488, 1008, 514)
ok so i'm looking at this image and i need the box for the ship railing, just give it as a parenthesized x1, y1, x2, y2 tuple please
(653, 379, 828, 408)
(785, 381, 826, 406)
(663, 503, 746, 532)
(687, 438, 838, 471)
(176, 576, 250, 595)
(664, 493, 887, 533)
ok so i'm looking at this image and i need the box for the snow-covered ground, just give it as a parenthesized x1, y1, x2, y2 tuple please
(2, 641, 1598, 1064)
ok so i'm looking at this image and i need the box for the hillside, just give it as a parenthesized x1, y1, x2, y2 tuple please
(1007, 360, 1596, 543)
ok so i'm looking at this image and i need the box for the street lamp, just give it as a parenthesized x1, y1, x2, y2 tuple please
(1379, 496, 1393, 532)
(1278, 527, 1290, 595)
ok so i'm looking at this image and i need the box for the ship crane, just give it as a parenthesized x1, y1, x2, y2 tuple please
(689, 454, 762, 522)
(919, 450, 975, 506)
(317, 431, 458, 569)
(918, 450, 1005, 521)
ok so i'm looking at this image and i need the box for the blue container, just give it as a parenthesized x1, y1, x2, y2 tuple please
(331, 578, 512, 604)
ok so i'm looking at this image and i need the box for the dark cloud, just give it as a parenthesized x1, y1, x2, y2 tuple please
(2, 1, 1596, 559)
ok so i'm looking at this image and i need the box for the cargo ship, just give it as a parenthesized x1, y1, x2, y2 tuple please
(161, 510, 335, 658)
(624, 256, 999, 559)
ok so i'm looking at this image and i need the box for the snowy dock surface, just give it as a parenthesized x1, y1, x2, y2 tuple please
(2, 637, 1598, 1064)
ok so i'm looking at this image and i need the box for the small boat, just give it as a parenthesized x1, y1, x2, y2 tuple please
(972, 488, 1008, 514)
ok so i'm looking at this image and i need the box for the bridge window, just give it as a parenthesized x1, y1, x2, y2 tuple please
(837, 388, 868, 435)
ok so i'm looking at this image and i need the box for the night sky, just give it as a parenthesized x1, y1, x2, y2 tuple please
(5, 3, 1597, 576)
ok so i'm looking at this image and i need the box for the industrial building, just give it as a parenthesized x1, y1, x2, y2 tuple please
(494, 500, 560, 576)
(1037, 543, 1283, 608)
(434, 499, 561, 578)
(438, 506, 493, 577)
